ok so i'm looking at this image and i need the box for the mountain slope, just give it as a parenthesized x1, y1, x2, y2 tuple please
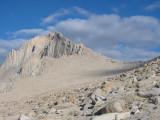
(1, 50, 160, 120)
(0, 32, 144, 95)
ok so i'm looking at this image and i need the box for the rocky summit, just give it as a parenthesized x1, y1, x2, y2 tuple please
(0, 32, 84, 93)
(0, 32, 82, 77)
(1, 32, 159, 120)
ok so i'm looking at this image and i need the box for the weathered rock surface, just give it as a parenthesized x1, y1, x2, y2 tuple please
(90, 88, 106, 105)
(152, 96, 160, 105)
(19, 114, 30, 120)
(0, 82, 12, 93)
(0, 32, 83, 78)
(99, 100, 124, 114)
(138, 88, 160, 97)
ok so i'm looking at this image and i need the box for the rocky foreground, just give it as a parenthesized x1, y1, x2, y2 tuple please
(0, 57, 160, 119)
(0, 32, 159, 120)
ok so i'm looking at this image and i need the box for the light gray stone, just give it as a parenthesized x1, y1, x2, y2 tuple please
(131, 106, 139, 115)
(18, 115, 30, 120)
(90, 88, 106, 105)
(49, 108, 56, 114)
(138, 88, 160, 97)
(93, 112, 130, 120)
(152, 96, 160, 105)
(100, 101, 123, 114)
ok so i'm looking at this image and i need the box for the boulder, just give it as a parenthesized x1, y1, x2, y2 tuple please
(99, 100, 124, 114)
(49, 108, 56, 114)
(54, 102, 74, 114)
(131, 106, 139, 115)
(93, 112, 130, 120)
(90, 88, 106, 105)
(83, 103, 94, 115)
(152, 96, 160, 105)
(18, 114, 30, 120)
(138, 88, 160, 97)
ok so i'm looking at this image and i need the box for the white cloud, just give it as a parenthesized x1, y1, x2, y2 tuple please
(5, 7, 160, 63)
(40, 7, 91, 25)
(73, 6, 90, 16)
(49, 14, 160, 61)
(97, 47, 160, 62)
(41, 8, 70, 25)
(13, 29, 50, 38)
(146, 1, 160, 11)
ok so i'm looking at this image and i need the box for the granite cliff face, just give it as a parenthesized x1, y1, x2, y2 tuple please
(0, 32, 83, 77)
(0, 32, 85, 92)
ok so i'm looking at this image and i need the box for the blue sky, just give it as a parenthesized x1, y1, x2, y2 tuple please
(0, 0, 160, 65)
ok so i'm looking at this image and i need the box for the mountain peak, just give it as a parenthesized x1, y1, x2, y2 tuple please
(0, 32, 84, 77)
(47, 32, 66, 40)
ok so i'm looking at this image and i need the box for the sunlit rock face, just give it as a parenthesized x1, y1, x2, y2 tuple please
(0, 32, 83, 77)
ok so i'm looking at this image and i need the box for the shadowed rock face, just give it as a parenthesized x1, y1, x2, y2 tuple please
(40, 32, 82, 59)
(0, 32, 83, 78)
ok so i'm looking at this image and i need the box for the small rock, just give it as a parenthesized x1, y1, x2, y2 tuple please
(131, 106, 139, 115)
(90, 88, 106, 105)
(95, 97, 104, 106)
(49, 108, 56, 114)
(27, 110, 36, 117)
(132, 77, 137, 83)
(83, 103, 94, 115)
(152, 96, 160, 105)
(18, 114, 30, 120)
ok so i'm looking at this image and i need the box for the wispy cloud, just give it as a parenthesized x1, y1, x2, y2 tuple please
(40, 8, 70, 25)
(146, 1, 160, 11)
(111, 7, 119, 13)
(40, 7, 91, 25)
(12, 29, 50, 38)
(73, 6, 90, 16)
